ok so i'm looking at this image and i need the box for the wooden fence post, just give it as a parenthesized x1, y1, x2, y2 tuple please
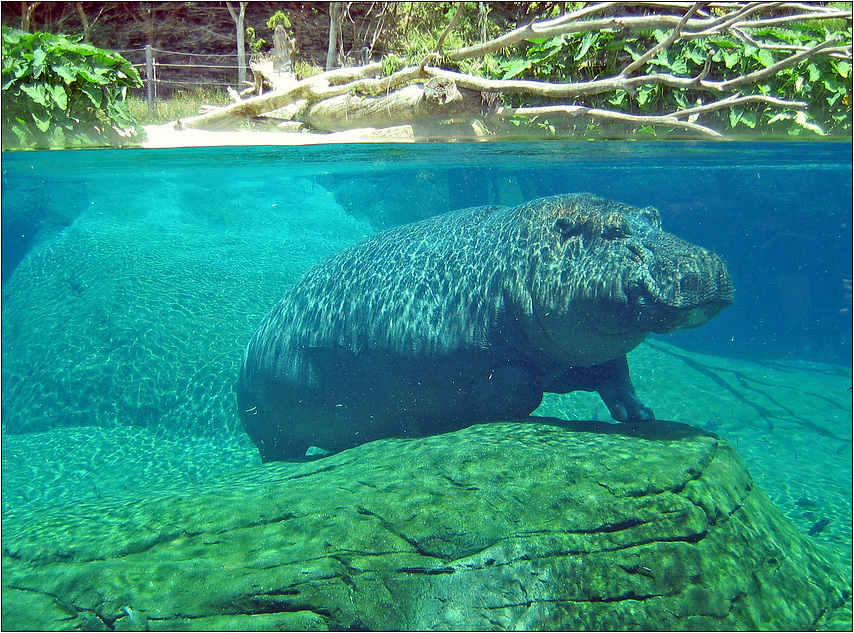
(145, 44, 155, 117)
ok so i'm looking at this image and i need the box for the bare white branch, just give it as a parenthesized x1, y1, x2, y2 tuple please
(495, 105, 724, 137)
(671, 94, 808, 118)
(714, 36, 843, 91)
(447, 3, 852, 60)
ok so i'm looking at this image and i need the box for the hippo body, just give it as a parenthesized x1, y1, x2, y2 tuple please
(238, 194, 733, 461)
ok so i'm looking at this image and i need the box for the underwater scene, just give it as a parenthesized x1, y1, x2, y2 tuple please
(1, 141, 851, 630)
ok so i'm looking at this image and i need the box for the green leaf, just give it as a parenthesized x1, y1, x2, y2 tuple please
(636, 85, 654, 107)
(608, 90, 626, 107)
(20, 82, 48, 106)
(665, 51, 687, 75)
(835, 60, 851, 78)
(52, 62, 77, 84)
(76, 67, 109, 84)
(794, 110, 825, 135)
(11, 121, 30, 144)
(31, 47, 45, 78)
(723, 50, 740, 70)
(81, 83, 102, 108)
(47, 83, 67, 109)
(574, 31, 597, 61)
(684, 45, 707, 66)
(729, 106, 743, 128)
(803, 63, 819, 83)
(756, 49, 775, 68)
(31, 108, 51, 132)
(501, 59, 530, 80)
(49, 125, 66, 148)
(707, 36, 736, 48)
(624, 45, 642, 62)
(826, 91, 842, 106)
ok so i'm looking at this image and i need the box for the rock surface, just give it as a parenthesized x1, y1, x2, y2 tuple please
(2, 420, 849, 631)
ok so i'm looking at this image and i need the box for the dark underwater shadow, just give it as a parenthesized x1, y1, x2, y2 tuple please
(271, 418, 719, 465)
(515, 416, 720, 442)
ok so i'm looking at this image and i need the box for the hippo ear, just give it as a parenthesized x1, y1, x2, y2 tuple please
(554, 218, 584, 241)
(640, 206, 662, 229)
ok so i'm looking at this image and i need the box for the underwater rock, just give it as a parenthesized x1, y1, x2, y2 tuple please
(2, 421, 849, 631)
(1, 178, 371, 436)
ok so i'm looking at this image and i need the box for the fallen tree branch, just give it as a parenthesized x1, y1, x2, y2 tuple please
(297, 78, 477, 131)
(177, 2, 850, 137)
(684, 1, 783, 37)
(178, 62, 388, 129)
(418, 1, 463, 73)
(495, 104, 724, 137)
(731, 26, 852, 59)
(714, 36, 843, 91)
(447, 2, 851, 60)
(670, 93, 808, 118)
(495, 91, 809, 137)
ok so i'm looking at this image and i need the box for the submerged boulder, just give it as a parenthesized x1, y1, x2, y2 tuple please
(2, 420, 849, 631)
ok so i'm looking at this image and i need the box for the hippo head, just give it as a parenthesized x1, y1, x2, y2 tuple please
(523, 194, 733, 367)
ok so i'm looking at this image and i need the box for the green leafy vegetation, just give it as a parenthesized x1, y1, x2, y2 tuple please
(385, 2, 503, 73)
(1, 2, 849, 140)
(1, 26, 144, 149)
(490, 9, 852, 137)
(246, 10, 292, 57)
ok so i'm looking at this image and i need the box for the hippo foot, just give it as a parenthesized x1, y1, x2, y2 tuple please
(599, 388, 655, 423)
(545, 355, 655, 423)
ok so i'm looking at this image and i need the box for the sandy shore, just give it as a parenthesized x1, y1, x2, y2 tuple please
(141, 123, 416, 148)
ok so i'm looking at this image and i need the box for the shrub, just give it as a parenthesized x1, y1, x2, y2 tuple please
(493, 17, 852, 137)
(1, 27, 144, 149)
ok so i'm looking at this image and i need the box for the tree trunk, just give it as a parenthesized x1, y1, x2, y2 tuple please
(298, 78, 479, 132)
(226, 1, 248, 87)
(75, 2, 90, 42)
(326, 2, 345, 71)
(178, 63, 386, 130)
(22, 2, 41, 32)
(273, 24, 295, 74)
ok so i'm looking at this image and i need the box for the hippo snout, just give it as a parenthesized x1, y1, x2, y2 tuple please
(638, 232, 733, 333)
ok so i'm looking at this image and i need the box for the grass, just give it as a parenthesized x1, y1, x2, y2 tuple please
(127, 88, 231, 125)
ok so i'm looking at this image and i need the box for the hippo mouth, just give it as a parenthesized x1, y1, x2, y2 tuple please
(629, 292, 731, 334)
(588, 285, 732, 335)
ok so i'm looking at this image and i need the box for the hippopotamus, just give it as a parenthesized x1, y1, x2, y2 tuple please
(238, 193, 733, 461)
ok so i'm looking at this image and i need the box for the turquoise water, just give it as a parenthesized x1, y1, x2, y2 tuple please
(5, 142, 851, 364)
(1, 141, 851, 627)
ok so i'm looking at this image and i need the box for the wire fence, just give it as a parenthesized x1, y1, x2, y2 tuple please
(116, 46, 251, 112)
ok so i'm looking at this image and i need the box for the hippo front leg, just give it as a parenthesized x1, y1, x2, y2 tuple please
(544, 355, 655, 423)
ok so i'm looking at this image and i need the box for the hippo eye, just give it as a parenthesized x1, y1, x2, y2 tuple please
(554, 218, 584, 241)
(602, 225, 631, 240)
